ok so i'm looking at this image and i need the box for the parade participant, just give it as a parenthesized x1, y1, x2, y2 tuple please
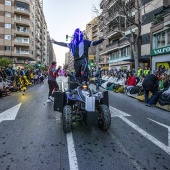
(49, 28, 106, 82)
(47, 61, 60, 103)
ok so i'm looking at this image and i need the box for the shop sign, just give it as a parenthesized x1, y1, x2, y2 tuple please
(151, 45, 170, 56)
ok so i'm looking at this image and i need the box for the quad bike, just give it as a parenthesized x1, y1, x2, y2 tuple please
(53, 78, 111, 133)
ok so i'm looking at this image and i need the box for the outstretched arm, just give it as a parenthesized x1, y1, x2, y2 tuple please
(49, 38, 69, 48)
(90, 35, 107, 46)
(91, 38, 105, 46)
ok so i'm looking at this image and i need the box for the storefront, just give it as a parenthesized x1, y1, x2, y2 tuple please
(151, 45, 170, 70)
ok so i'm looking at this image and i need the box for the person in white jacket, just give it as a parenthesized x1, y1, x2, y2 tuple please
(117, 75, 126, 86)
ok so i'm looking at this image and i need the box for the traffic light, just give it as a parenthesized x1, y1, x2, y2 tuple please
(90, 60, 94, 66)
(66, 35, 68, 41)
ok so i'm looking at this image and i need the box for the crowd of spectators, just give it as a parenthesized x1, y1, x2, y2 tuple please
(0, 66, 47, 97)
(94, 67, 170, 109)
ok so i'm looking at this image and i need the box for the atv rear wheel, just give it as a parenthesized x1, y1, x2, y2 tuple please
(63, 105, 72, 133)
(98, 104, 111, 130)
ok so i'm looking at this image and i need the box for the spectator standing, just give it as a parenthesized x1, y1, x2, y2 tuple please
(142, 70, 159, 107)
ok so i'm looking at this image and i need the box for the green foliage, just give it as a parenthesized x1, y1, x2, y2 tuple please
(41, 66, 48, 71)
(24, 64, 34, 70)
(0, 58, 13, 67)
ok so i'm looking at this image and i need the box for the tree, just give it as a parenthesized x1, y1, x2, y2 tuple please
(92, 0, 154, 73)
(24, 64, 34, 70)
(0, 58, 13, 67)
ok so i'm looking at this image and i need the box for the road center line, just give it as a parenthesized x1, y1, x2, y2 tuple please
(66, 132, 79, 170)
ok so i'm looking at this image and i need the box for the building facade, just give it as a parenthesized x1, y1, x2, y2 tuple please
(47, 31, 56, 66)
(35, 0, 47, 65)
(65, 51, 74, 71)
(0, 0, 51, 67)
(99, 0, 170, 71)
(150, 5, 170, 71)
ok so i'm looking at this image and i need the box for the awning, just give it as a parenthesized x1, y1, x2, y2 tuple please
(139, 55, 150, 61)
(122, 58, 134, 62)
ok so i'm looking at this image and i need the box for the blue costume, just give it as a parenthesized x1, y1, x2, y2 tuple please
(53, 28, 104, 82)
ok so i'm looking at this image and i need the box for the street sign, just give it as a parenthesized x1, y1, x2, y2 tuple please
(89, 55, 94, 60)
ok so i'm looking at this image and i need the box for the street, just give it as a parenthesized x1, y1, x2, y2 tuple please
(0, 80, 170, 170)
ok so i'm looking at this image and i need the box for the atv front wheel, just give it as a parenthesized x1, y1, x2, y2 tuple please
(98, 104, 111, 130)
(63, 105, 72, 133)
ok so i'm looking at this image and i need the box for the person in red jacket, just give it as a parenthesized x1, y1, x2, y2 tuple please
(124, 73, 136, 94)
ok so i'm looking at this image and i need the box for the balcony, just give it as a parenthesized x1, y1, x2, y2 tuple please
(106, 11, 124, 25)
(19, 0, 30, 4)
(15, 16, 30, 25)
(36, 50, 41, 56)
(106, 40, 119, 51)
(14, 6, 30, 16)
(14, 37, 29, 46)
(15, 27, 29, 36)
(106, 27, 123, 38)
(36, 43, 41, 49)
(108, 0, 119, 10)
(15, 50, 29, 55)
(152, 6, 170, 26)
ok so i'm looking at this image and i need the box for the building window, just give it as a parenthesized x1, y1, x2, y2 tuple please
(5, 12, 11, 17)
(153, 30, 170, 49)
(157, 32, 165, 48)
(5, 46, 11, 51)
(121, 48, 126, 57)
(168, 30, 170, 45)
(5, 23, 11, 29)
(5, 0, 11, 6)
(5, 35, 11, 40)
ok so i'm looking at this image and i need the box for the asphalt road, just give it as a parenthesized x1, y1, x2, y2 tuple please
(0, 80, 170, 170)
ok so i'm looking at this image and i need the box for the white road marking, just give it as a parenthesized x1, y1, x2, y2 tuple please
(0, 103, 21, 123)
(66, 132, 79, 170)
(109, 106, 131, 117)
(148, 118, 170, 147)
(109, 106, 170, 155)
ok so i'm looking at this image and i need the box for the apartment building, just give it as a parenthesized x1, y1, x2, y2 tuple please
(35, 0, 48, 65)
(0, 0, 34, 65)
(150, 5, 170, 70)
(85, 17, 108, 70)
(65, 51, 74, 71)
(47, 31, 56, 66)
(0, 0, 51, 67)
(99, 0, 170, 70)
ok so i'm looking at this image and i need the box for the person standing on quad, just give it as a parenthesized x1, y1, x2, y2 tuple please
(47, 61, 60, 103)
(49, 28, 106, 82)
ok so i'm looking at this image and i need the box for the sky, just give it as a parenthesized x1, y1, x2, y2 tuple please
(43, 0, 100, 67)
